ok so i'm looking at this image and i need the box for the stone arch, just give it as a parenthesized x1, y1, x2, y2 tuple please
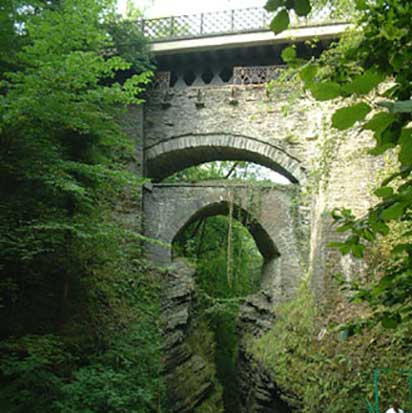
(143, 184, 303, 300)
(144, 133, 306, 183)
(173, 200, 279, 262)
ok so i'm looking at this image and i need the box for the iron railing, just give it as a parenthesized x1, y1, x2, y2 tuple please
(138, 6, 342, 42)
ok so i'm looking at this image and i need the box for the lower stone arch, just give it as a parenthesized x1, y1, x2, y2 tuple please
(143, 184, 303, 300)
(173, 200, 279, 263)
(144, 133, 306, 184)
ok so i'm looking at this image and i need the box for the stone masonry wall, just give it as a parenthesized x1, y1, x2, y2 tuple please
(127, 83, 385, 413)
(142, 84, 381, 295)
(143, 183, 303, 302)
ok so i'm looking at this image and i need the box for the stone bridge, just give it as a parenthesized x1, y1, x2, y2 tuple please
(145, 133, 305, 184)
(143, 183, 303, 300)
(126, 6, 379, 302)
(128, 8, 384, 412)
(138, 81, 378, 297)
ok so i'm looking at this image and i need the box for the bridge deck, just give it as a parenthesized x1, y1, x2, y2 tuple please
(140, 7, 344, 42)
(151, 22, 350, 54)
(139, 6, 349, 54)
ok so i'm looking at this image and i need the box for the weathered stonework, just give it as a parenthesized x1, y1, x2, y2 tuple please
(124, 81, 383, 413)
(144, 182, 304, 302)
(141, 84, 381, 294)
(145, 133, 305, 183)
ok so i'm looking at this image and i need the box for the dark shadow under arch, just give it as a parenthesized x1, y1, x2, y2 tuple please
(144, 134, 305, 184)
(173, 200, 279, 262)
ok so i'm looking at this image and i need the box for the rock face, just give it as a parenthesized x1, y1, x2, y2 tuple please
(161, 259, 292, 413)
(161, 259, 223, 413)
(238, 348, 291, 413)
(237, 293, 291, 413)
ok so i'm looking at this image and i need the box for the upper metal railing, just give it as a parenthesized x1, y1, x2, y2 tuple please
(138, 6, 344, 42)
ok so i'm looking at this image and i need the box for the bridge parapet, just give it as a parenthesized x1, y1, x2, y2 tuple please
(144, 85, 320, 181)
(139, 6, 344, 42)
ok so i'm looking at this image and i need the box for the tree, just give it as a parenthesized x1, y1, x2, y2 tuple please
(0, 1, 163, 411)
(0, 0, 150, 329)
(266, 0, 412, 329)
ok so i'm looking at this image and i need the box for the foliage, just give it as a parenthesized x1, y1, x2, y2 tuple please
(166, 160, 277, 184)
(250, 283, 412, 413)
(57, 320, 163, 413)
(0, 0, 163, 411)
(0, 335, 68, 413)
(174, 216, 263, 298)
(107, 14, 153, 74)
(265, 0, 412, 329)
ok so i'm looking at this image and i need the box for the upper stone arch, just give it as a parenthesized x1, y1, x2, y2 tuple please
(144, 133, 306, 184)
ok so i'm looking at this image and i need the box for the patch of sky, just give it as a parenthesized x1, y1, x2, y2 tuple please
(117, 0, 266, 17)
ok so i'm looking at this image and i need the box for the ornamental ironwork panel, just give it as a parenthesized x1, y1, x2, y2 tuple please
(142, 17, 172, 39)
(139, 7, 273, 41)
(233, 7, 271, 32)
(138, 6, 344, 42)
(202, 10, 232, 34)
(233, 66, 283, 85)
(152, 72, 171, 89)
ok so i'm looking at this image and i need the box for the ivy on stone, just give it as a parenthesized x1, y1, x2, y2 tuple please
(266, 0, 412, 329)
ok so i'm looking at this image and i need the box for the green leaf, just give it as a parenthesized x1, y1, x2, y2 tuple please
(381, 202, 405, 222)
(299, 64, 317, 85)
(352, 244, 365, 258)
(378, 275, 394, 288)
(398, 128, 412, 166)
(285, 0, 295, 9)
(332, 103, 371, 130)
(310, 82, 341, 101)
(369, 143, 395, 156)
(392, 101, 412, 113)
(340, 244, 351, 255)
(372, 221, 390, 236)
(363, 229, 375, 242)
(265, 0, 283, 11)
(328, 241, 345, 249)
(270, 9, 290, 34)
(374, 186, 394, 199)
(336, 223, 353, 233)
(363, 112, 396, 135)
(281, 46, 296, 63)
(392, 243, 412, 255)
(344, 70, 385, 96)
(355, 0, 368, 10)
(381, 314, 400, 329)
(378, 100, 412, 113)
(294, 0, 311, 16)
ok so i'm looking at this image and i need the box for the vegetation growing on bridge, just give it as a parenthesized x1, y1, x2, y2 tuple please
(270, 0, 412, 330)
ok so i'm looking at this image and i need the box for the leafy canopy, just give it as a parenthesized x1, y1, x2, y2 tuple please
(266, 0, 412, 329)
(0, 1, 163, 412)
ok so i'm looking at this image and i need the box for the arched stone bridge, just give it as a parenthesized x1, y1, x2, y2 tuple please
(145, 133, 306, 184)
(130, 11, 379, 302)
(138, 80, 378, 300)
(144, 183, 303, 300)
